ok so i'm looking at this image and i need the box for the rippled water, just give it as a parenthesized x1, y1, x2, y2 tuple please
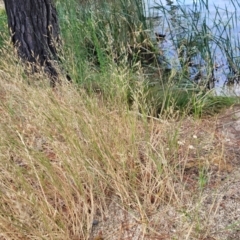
(144, 0, 240, 95)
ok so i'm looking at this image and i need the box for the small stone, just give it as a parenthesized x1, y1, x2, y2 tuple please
(92, 220, 99, 226)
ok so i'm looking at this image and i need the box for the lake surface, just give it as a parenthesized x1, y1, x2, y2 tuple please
(143, 0, 240, 95)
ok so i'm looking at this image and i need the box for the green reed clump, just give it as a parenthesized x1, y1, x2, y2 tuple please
(55, 0, 239, 117)
(150, 0, 240, 85)
(56, 0, 157, 80)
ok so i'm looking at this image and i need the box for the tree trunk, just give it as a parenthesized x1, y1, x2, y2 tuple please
(3, 0, 60, 86)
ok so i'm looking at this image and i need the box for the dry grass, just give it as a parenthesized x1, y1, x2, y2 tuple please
(0, 41, 237, 240)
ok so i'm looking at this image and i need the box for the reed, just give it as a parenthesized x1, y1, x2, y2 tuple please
(148, 0, 240, 86)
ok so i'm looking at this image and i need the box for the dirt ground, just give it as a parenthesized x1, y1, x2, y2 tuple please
(209, 105, 240, 240)
(90, 106, 240, 240)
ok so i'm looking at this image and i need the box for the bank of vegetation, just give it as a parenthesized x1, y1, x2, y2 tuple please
(0, 0, 239, 239)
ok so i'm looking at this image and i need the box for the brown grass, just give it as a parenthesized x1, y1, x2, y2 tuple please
(0, 40, 237, 240)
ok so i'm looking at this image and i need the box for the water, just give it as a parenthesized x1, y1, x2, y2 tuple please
(143, 0, 240, 95)
(144, 0, 238, 17)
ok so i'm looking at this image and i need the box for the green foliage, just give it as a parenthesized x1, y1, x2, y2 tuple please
(0, 9, 7, 48)
(54, 0, 239, 117)
(56, 0, 157, 82)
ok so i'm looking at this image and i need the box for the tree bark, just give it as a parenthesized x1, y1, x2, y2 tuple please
(3, 0, 60, 86)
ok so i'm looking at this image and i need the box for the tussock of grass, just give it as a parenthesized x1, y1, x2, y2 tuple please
(0, 55, 234, 239)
